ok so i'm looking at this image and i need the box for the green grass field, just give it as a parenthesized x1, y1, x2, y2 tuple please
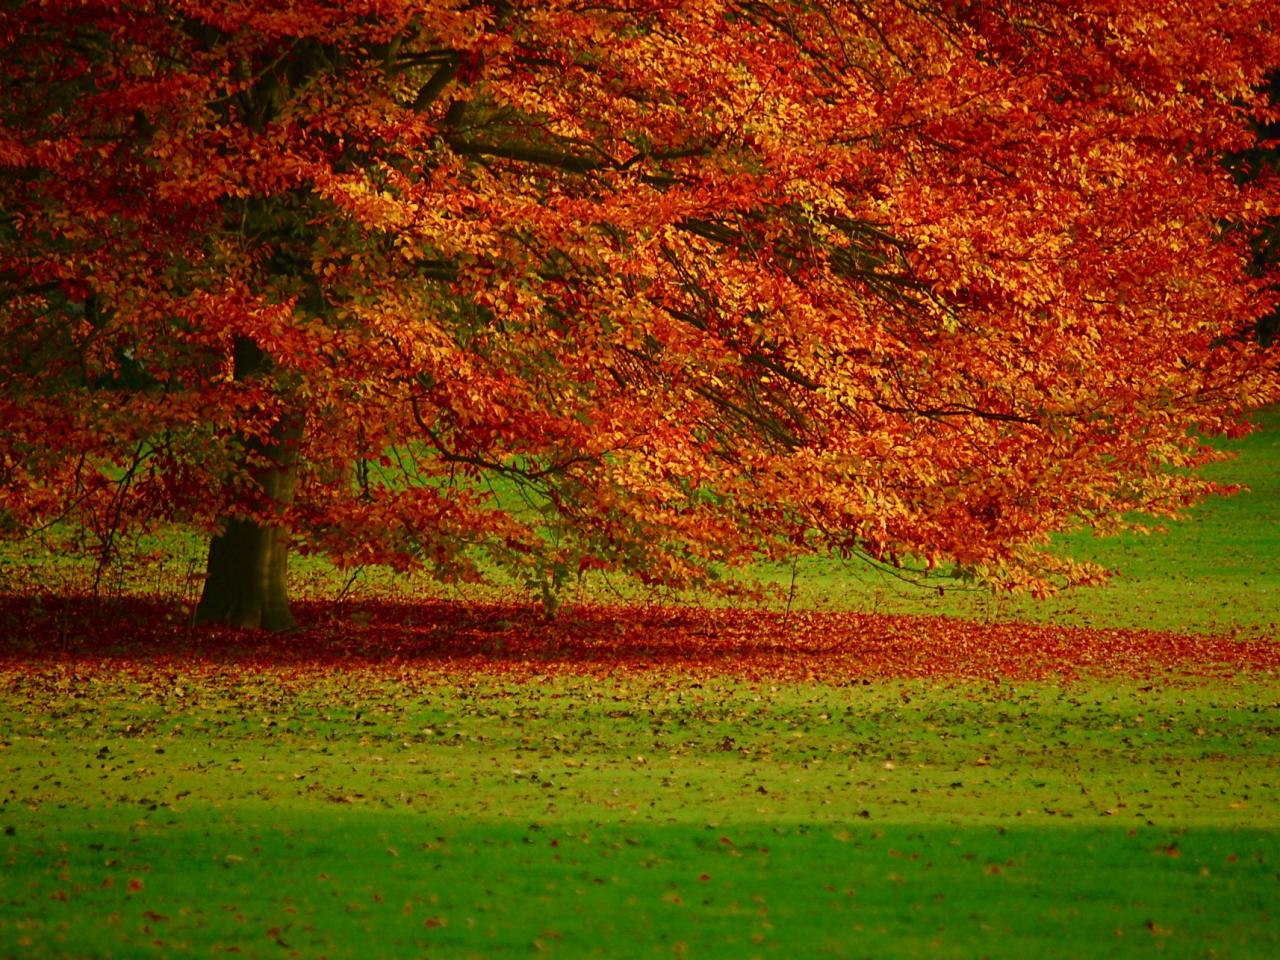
(2, 409, 1278, 958)
(3, 673, 1278, 958)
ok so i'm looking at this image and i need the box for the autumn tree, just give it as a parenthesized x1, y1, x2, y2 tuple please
(2, 1, 1278, 629)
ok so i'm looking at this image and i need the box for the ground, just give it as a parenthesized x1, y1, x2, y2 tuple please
(0, 410, 1276, 958)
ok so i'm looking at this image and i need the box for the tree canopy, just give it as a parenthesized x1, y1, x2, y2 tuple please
(2, 0, 1278, 627)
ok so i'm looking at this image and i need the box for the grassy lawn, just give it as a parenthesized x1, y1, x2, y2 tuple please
(2, 672, 1277, 958)
(1, 409, 1277, 958)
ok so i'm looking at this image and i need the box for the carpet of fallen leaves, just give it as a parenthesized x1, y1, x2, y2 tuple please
(0, 595, 1274, 683)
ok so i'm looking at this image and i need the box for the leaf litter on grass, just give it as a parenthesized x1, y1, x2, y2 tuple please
(2, 596, 1278, 959)
(2, 594, 1275, 684)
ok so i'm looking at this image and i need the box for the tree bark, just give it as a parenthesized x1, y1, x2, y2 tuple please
(194, 338, 303, 630)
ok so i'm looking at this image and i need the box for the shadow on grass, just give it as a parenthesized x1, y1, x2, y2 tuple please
(1, 594, 1275, 683)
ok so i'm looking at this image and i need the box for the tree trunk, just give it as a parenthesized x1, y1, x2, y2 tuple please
(195, 513, 295, 630)
(195, 338, 303, 631)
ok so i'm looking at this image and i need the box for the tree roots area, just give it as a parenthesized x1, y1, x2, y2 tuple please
(1, 596, 1277, 959)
